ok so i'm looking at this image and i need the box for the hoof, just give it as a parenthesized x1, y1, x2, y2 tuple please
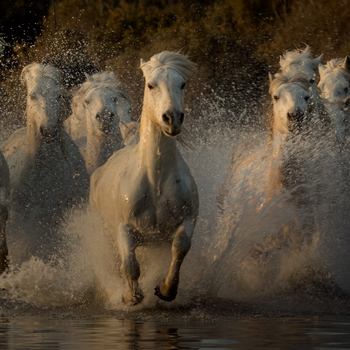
(154, 285, 176, 302)
(122, 291, 144, 306)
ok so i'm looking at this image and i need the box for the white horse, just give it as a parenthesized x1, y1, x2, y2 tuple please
(218, 71, 321, 257)
(90, 51, 199, 305)
(64, 71, 137, 175)
(1, 63, 89, 262)
(318, 57, 350, 143)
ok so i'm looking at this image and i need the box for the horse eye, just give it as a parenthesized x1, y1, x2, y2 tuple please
(345, 87, 349, 93)
(181, 82, 186, 89)
(148, 83, 155, 90)
(30, 93, 37, 100)
(304, 96, 310, 102)
(309, 79, 315, 84)
(273, 95, 279, 101)
(85, 100, 90, 105)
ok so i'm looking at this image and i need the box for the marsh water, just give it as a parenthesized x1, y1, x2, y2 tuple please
(0, 100, 350, 349)
(1, 314, 350, 349)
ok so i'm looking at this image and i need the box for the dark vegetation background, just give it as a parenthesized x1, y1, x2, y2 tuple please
(0, 0, 349, 132)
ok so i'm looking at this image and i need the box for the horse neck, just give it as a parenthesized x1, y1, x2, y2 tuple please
(25, 112, 44, 156)
(138, 109, 179, 186)
(265, 133, 290, 196)
(86, 127, 123, 175)
(324, 102, 348, 142)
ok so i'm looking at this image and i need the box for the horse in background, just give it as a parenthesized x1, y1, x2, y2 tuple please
(1, 63, 89, 264)
(217, 71, 325, 260)
(318, 57, 350, 143)
(64, 71, 138, 175)
(279, 46, 323, 116)
(90, 51, 199, 305)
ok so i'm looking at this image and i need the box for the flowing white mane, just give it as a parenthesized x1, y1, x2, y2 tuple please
(319, 58, 350, 81)
(140, 51, 197, 81)
(20, 62, 62, 86)
(279, 46, 320, 71)
(75, 71, 129, 100)
(269, 72, 311, 95)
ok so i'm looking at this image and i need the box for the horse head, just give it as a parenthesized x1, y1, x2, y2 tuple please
(279, 46, 323, 101)
(140, 51, 196, 137)
(318, 57, 350, 110)
(269, 72, 313, 135)
(79, 72, 132, 137)
(21, 63, 63, 142)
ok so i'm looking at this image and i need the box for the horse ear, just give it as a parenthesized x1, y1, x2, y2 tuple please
(268, 72, 274, 83)
(314, 53, 323, 65)
(318, 63, 326, 77)
(342, 56, 350, 71)
(84, 72, 93, 82)
(140, 59, 152, 77)
(20, 66, 28, 86)
(279, 55, 285, 65)
(303, 45, 311, 55)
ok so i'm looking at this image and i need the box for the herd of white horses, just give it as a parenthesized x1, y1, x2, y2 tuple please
(0, 47, 349, 305)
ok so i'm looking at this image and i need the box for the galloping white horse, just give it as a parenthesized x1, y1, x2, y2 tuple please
(218, 71, 320, 256)
(1, 63, 89, 262)
(90, 51, 199, 305)
(64, 71, 137, 175)
(318, 57, 350, 142)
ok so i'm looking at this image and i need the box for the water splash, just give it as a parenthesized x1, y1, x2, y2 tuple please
(0, 98, 350, 314)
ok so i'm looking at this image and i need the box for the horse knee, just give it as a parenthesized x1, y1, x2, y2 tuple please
(120, 256, 140, 280)
(172, 233, 191, 257)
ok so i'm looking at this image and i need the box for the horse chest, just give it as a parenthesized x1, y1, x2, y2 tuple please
(123, 177, 192, 234)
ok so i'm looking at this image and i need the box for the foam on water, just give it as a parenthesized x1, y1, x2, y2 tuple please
(1, 98, 350, 314)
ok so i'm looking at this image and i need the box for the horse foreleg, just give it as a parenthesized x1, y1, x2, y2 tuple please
(155, 219, 195, 302)
(117, 224, 143, 305)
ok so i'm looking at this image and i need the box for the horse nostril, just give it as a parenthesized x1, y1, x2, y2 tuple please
(288, 111, 304, 122)
(179, 113, 184, 124)
(162, 113, 171, 125)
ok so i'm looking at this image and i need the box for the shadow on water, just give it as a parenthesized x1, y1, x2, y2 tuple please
(0, 96, 350, 319)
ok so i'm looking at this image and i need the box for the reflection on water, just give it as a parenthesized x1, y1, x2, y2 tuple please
(0, 315, 350, 349)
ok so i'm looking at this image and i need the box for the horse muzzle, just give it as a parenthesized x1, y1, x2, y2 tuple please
(162, 111, 184, 137)
(287, 110, 305, 133)
(40, 125, 59, 143)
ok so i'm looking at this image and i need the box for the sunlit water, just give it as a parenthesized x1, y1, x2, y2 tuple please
(0, 97, 350, 347)
(2, 315, 350, 349)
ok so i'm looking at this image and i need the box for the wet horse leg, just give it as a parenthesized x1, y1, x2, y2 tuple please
(117, 224, 143, 305)
(155, 219, 195, 301)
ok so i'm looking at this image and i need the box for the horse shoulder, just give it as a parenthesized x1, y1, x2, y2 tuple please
(90, 145, 136, 208)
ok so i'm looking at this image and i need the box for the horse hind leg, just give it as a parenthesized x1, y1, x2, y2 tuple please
(155, 219, 194, 302)
(0, 204, 8, 274)
(117, 224, 144, 305)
